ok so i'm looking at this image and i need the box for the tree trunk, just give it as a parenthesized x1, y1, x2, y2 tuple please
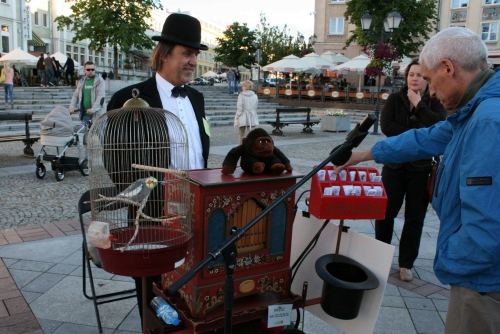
(113, 46, 119, 80)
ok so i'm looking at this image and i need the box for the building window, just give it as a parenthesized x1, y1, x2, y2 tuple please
(452, 0, 468, 8)
(42, 13, 48, 28)
(1, 25, 9, 53)
(484, 0, 500, 5)
(330, 0, 345, 2)
(1, 0, 9, 4)
(482, 22, 499, 41)
(329, 18, 344, 34)
(34, 12, 39, 26)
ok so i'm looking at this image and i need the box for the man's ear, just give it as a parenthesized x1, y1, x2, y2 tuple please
(441, 59, 454, 76)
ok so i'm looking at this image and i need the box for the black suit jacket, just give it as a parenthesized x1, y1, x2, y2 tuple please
(107, 76, 210, 167)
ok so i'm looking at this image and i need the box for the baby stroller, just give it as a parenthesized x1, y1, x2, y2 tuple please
(36, 105, 89, 181)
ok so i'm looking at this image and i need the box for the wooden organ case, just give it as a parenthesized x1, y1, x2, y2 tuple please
(161, 168, 302, 322)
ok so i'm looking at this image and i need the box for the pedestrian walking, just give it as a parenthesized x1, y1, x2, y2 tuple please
(234, 68, 241, 94)
(44, 52, 56, 87)
(69, 61, 106, 124)
(2, 62, 15, 108)
(226, 67, 235, 94)
(62, 53, 75, 86)
(37, 54, 46, 87)
(234, 80, 259, 144)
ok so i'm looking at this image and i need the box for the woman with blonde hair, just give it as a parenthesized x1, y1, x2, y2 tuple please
(2, 62, 14, 108)
(234, 80, 259, 144)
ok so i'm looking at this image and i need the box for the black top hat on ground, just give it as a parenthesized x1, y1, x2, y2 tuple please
(152, 13, 208, 51)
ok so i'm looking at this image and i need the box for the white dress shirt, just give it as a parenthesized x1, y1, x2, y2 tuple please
(155, 73, 205, 170)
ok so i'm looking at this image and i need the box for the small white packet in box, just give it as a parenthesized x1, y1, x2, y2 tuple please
(339, 170, 347, 181)
(366, 189, 377, 196)
(331, 186, 340, 196)
(358, 171, 367, 182)
(343, 185, 355, 196)
(349, 171, 356, 181)
(328, 170, 337, 180)
(363, 185, 372, 194)
(353, 186, 362, 196)
(373, 186, 383, 196)
(317, 170, 326, 181)
(323, 187, 333, 196)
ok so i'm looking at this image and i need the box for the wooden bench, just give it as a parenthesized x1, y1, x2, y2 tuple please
(0, 113, 40, 157)
(266, 107, 321, 136)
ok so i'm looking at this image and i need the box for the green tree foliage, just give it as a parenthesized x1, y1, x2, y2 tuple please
(254, 13, 302, 67)
(214, 23, 256, 70)
(54, 0, 162, 78)
(344, 0, 438, 57)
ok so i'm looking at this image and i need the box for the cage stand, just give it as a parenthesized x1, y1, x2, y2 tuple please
(167, 114, 376, 334)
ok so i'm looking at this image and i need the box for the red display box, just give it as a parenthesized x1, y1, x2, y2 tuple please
(308, 166, 387, 220)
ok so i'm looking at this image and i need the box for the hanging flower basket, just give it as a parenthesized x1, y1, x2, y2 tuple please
(364, 42, 398, 77)
(365, 42, 398, 60)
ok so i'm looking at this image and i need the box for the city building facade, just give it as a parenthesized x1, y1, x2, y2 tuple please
(0, 1, 225, 79)
(312, 0, 500, 65)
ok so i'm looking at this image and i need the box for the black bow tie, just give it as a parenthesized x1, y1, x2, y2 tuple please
(171, 86, 187, 98)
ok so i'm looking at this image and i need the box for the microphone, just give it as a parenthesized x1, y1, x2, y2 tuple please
(330, 113, 377, 166)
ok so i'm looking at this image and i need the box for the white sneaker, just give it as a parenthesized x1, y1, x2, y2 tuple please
(399, 268, 413, 281)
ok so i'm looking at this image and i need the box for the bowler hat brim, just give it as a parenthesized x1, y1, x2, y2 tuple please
(152, 34, 208, 51)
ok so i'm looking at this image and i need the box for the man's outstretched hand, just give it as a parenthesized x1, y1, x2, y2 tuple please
(334, 150, 374, 174)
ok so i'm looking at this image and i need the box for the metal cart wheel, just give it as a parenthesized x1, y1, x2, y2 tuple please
(35, 164, 46, 179)
(80, 159, 90, 176)
(55, 167, 65, 182)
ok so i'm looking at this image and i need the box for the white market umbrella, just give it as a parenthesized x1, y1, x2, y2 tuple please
(331, 54, 371, 74)
(50, 51, 80, 67)
(0, 48, 38, 66)
(303, 67, 322, 75)
(262, 55, 309, 73)
(320, 51, 350, 64)
(331, 54, 371, 91)
(301, 52, 336, 70)
(201, 70, 217, 78)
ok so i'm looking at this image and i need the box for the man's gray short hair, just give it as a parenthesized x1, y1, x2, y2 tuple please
(420, 27, 488, 72)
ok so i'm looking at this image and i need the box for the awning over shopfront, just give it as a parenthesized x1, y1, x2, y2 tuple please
(129, 50, 151, 59)
(28, 32, 45, 47)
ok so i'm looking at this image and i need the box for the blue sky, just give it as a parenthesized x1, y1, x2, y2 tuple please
(162, 0, 315, 40)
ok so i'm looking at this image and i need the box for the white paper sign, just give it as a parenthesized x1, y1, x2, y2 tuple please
(290, 210, 394, 334)
(267, 304, 293, 328)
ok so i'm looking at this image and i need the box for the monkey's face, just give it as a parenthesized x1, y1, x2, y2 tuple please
(251, 136, 274, 157)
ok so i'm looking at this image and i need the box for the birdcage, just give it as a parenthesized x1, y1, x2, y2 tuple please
(86, 89, 192, 277)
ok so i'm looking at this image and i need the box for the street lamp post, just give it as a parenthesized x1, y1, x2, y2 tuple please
(362, 9, 402, 135)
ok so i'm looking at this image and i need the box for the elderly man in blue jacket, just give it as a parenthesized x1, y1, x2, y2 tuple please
(335, 27, 500, 333)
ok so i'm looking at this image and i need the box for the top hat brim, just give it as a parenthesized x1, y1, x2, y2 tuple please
(152, 34, 209, 51)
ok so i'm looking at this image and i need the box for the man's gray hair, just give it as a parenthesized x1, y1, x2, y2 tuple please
(420, 27, 488, 72)
(150, 42, 175, 72)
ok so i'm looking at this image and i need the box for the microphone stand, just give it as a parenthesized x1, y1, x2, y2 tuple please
(167, 114, 377, 333)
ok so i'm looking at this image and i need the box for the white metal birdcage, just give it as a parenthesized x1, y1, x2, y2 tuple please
(86, 89, 192, 277)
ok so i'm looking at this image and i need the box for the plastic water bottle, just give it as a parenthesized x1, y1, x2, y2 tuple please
(150, 296, 180, 326)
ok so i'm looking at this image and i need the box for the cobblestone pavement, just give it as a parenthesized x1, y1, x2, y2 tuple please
(0, 122, 384, 229)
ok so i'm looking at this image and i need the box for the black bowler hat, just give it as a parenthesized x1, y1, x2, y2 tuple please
(152, 13, 208, 51)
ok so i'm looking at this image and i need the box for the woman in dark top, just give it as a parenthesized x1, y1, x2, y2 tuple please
(377, 58, 447, 282)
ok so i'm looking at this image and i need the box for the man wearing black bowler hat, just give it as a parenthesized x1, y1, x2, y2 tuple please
(108, 13, 210, 168)
(107, 13, 211, 323)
